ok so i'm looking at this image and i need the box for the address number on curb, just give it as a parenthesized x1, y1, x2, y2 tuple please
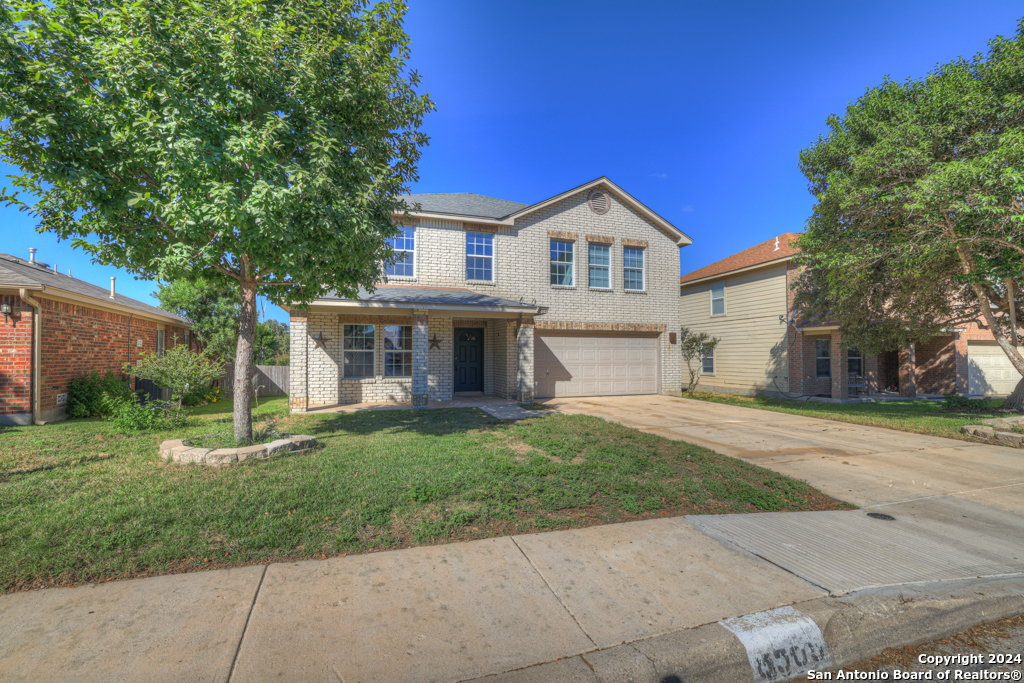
(720, 606, 833, 683)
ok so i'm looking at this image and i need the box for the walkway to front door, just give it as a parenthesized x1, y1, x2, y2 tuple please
(455, 328, 483, 392)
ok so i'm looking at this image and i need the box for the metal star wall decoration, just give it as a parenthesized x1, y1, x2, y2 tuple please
(428, 333, 441, 350)
(312, 331, 332, 350)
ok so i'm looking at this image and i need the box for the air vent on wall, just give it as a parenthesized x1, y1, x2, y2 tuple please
(588, 189, 610, 215)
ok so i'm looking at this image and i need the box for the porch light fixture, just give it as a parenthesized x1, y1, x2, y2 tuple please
(0, 302, 11, 321)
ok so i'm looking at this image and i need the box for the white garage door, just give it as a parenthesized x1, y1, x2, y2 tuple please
(534, 333, 660, 398)
(968, 342, 1024, 395)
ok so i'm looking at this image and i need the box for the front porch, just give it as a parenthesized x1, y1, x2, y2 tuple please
(287, 287, 543, 413)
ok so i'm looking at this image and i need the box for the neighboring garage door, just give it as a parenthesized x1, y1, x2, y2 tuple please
(534, 332, 659, 398)
(968, 341, 1023, 395)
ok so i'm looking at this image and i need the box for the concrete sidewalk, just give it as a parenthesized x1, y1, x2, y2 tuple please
(2, 396, 1023, 682)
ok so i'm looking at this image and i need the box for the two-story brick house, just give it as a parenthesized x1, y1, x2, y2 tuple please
(287, 178, 691, 411)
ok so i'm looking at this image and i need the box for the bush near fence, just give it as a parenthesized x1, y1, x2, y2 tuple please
(216, 364, 289, 397)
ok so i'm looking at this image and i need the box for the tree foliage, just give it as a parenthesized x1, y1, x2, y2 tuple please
(126, 345, 224, 420)
(680, 327, 720, 394)
(795, 20, 1024, 408)
(0, 0, 433, 439)
(156, 277, 240, 361)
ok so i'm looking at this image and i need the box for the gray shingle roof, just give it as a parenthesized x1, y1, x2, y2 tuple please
(320, 285, 538, 310)
(397, 193, 528, 220)
(0, 254, 190, 324)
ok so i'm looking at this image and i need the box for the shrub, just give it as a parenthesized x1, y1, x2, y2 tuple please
(943, 393, 984, 411)
(67, 371, 133, 418)
(105, 394, 166, 433)
(126, 346, 224, 421)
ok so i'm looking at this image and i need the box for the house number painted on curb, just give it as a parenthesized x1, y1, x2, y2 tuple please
(719, 606, 832, 683)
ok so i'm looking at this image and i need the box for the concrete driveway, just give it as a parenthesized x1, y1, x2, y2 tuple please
(545, 395, 1024, 514)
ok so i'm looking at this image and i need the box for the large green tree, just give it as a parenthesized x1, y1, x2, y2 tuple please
(156, 277, 240, 360)
(0, 0, 432, 440)
(795, 19, 1024, 410)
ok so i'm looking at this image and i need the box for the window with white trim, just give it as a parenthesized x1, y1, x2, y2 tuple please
(466, 232, 493, 281)
(157, 330, 166, 356)
(343, 324, 375, 378)
(702, 343, 715, 374)
(816, 339, 831, 378)
(710, 282, 725, 315)
(550, 239, 574, 286)
(588, 243, 610, 288)
(383, 325, 412, 377)
(384, 226, 415, 278)
(623, 247, 644, 291)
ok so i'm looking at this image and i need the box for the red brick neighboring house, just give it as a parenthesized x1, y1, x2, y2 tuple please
(0, 252, 191, 425)
(680, 234, 1013, 400)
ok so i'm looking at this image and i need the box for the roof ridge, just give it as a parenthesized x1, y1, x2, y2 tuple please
(680, 233, 801, 284)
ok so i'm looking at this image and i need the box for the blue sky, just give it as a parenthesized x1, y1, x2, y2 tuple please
(3, 1, 1022, 323)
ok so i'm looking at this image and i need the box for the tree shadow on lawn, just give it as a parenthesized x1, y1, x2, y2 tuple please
(307, 407, 503, 439)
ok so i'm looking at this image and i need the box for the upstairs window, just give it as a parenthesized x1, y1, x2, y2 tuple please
(384, 325, 412, 377)
(710, 282, 725, 315)
(816, 339, 831, 378)
(588, 243, 610, 289)
(550, 240, 574, 286)
(848, 347, 863, 377)
(624, 247, 644, 291)
(384, 226, 415, 278)
(702, 343, 715, 374)
(466, 232, 493, 281)
(343, 324, 375, 378)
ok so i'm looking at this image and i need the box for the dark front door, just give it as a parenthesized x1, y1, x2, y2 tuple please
(454, 328, 484, 392)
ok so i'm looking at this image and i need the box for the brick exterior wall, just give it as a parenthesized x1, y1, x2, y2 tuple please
(290, 187, 681, 409)
(1, 293, 187, 424)
(915, 334, 956, 395)
(0, 294, 33, 423)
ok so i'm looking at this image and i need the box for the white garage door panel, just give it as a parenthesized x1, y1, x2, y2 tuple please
(968, 342, 1024, 395)
(535, 334, 659, 398)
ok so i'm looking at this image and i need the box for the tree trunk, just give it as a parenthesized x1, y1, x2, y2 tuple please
(233, 280, 258, 443)
(1001, 375, 1024, 413)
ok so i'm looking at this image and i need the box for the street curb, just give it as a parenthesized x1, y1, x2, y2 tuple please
(464, 575, 1024, 683)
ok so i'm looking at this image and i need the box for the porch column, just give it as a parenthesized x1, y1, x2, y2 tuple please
(900, 344, 917, 397)
(289, 310, 308, 413)
(954, 329, 969, 395)
(830, 329, 848, 400)
(412, 309, 429, 408)
(516, 315, 535, 403)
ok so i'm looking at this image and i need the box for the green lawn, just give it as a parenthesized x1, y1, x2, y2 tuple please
(0, 396, 849, 593)
(683, 392, 1007, 440)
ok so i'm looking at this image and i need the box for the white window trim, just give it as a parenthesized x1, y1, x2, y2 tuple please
(342, 324, 376, 380)
(701, 343, 715, 375)
(710, 282, 726, 316)
(385, 226, 416, 279)
(588, 242, 611, 290)
(550, 238, 576, 288)
(815, 339, 832, 379)
(466, 230, 496, 283)
(623, 246, 645, 292)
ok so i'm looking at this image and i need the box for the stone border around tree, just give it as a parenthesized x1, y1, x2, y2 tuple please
(159, 435, 317, 466)
(960, 416, 1024, 447)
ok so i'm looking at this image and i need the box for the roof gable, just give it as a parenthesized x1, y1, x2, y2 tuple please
(680, 233, 801, 285)
(398, 177, 692, 247)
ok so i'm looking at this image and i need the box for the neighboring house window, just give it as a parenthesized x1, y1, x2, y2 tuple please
(466, 232, 493, 281)
(157, 330, 166, 356)
(383, 325, 412, 377)
(710, 282, 725, 315)
(848, 347, 863, 377)
(624, 247, 645, 291)
(550, 240, 574, 286)
(816, 339, 831, 378)
(589, 243, 610, 288)
(384, 226, 415, 278)
(184, 331, 190, 350)
(702, 343, 715, 374)
(343, 324, 375, 378)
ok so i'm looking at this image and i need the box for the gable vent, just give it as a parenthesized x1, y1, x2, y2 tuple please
(588, 189, 610, 215)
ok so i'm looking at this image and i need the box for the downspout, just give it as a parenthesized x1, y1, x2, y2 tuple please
(19, 288, 42, 425)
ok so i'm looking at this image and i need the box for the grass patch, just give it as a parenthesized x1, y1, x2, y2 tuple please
(518, 402, 554, 410)
(0, 395, 848, 593)
(682, 392, 1007, 440)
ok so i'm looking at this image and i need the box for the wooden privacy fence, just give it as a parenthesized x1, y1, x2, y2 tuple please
(217, 363, 290, 397)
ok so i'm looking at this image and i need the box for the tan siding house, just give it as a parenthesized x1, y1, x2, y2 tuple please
(681, 261, 790, 396)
